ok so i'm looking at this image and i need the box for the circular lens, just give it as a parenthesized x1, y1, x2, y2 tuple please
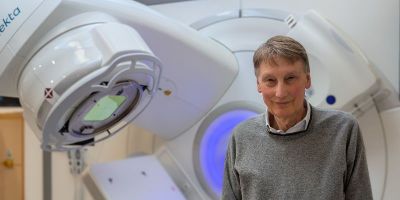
(68, 81, 142, 136)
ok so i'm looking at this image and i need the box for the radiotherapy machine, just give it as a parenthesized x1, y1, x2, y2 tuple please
(0, 0, 399, 199)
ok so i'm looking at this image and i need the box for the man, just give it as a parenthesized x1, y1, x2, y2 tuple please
(221, 35, 372, 200)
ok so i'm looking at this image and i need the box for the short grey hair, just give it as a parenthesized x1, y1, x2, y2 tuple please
(253, 35, 310, 76)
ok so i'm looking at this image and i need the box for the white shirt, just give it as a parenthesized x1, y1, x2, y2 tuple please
(265, 101, 311, 134)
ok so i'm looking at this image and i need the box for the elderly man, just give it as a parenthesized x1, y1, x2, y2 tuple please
(221, 35, 372, 200)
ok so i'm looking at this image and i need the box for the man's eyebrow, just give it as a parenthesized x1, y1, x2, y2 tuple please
(261, 74, 274, 80)
(285, 72, 298, 76)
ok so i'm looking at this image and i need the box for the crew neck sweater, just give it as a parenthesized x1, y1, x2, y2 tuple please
(222, 106, 373, 200)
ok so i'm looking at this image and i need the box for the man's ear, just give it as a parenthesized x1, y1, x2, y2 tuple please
(305, 73, 311, 89)
(257, 80, 262, 93)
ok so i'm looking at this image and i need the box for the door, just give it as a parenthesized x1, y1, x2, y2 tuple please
(0, 108, 24, 200)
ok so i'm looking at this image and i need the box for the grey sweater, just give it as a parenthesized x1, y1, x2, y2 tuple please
(221, 106, 373, 200)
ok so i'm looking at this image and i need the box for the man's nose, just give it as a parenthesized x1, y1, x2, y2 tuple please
(275, 82, 288, 98)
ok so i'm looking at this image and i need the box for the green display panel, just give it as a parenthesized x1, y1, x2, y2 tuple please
(84, 95, 126, 121)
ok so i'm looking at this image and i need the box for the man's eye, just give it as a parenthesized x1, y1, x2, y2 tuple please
(286, 76, 296, 81)
(264, 78, 275, 83)
(265, 79, 276, 86)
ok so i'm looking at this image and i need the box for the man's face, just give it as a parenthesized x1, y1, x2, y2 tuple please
(256, 58, 311, 119)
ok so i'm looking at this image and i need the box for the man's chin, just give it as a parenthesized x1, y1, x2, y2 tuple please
(270, 110, 292, 119)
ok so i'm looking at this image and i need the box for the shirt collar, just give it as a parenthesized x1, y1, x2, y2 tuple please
(265, 100, 311, 134)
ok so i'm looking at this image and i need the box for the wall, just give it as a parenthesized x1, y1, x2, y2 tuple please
(24, 121, 42, 200)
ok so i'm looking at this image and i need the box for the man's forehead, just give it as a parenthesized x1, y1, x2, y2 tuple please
(262, 56, 303, 67)
(260, 59, 304, 71)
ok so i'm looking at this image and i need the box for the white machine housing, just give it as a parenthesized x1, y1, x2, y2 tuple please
(0, 0, 238, 151)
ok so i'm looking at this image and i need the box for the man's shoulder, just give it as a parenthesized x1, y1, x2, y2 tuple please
(311, 106, 357, 125)
(233, 113, 265, 134)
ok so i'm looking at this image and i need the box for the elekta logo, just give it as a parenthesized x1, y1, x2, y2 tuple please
(0, 7, 21, 34)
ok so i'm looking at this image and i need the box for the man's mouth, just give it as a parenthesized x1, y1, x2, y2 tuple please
(274, 101, 290, 104)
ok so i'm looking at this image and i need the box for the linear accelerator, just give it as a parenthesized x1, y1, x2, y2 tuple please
(0, 0, 399, 199)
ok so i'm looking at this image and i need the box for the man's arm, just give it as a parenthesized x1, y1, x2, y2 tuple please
(344, 120, 373, 200)
(221, 134, 241, 200)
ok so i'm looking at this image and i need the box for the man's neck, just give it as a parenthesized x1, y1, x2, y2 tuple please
(269, 104, 307, 132)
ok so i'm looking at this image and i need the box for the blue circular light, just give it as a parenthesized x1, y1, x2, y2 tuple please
(199, 109, 259, 197)
(326, 95, 336, 105)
